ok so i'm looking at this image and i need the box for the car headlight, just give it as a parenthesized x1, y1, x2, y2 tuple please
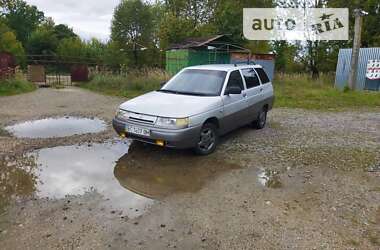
(116, 109, 131, 120)
(156, 117, 189, 129)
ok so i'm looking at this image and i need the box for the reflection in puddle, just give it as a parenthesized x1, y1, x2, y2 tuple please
(114, 142, 241, 198)
(0, 140, 241, 217)
(30, 140, 154, 217)
(258, 169, 282, 188)
(0, 156, 38, 213)
(5, 116, 107, 138)
(0, 140, 153, 217)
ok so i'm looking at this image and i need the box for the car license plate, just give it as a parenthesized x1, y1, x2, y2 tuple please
(125, 125, 150, 136)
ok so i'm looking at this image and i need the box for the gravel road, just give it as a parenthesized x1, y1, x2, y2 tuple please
(0, 87, 379, 249)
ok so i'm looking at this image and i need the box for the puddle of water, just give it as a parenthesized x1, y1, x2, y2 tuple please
(258, 169, 283, 188)
(114, 143, 241, 198)
(5, 117, 107, 138)
(0, 140, 241, 217)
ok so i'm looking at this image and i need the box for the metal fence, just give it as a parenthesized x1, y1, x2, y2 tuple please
(335, 47, 380, 91)
(25, 55, 104, 87)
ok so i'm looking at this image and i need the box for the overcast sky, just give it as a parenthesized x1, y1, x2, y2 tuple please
(25, 0, 121, 41)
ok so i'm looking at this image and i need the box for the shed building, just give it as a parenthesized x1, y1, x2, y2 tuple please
(165, 35, 275, 80)
(335, 47, 380, 91)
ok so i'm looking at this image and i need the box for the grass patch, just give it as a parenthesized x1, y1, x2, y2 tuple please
(81, 69, 380, 110)
(0, 77, 36, 96)
(274, 73, 380, 110)
(80, 68, 169, 98)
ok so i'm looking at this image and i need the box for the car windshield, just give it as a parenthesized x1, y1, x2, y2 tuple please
(160, 69, 227, 96)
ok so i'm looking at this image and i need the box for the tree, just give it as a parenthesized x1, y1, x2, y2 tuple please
(57, 37, 87, 62)
(0, 19, 25, 63)
(111, 0, 153, 66)
(26, 26, 58, 55)
(1, 0, 45, 45)
(86, 38, 106, 62)
(53, 24, 77, 41)
(0, 31, 25, 59)
(158, 13, 194, 49)
(271, 41, 300, 72)
(213, 0, 273, 44)
(103, 40, 130, 69)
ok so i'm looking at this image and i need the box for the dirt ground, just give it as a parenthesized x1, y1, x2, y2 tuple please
(0, 87, 379, 249)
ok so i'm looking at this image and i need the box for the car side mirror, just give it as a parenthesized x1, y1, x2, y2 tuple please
(226, 86, 242, 95)
(160, 81, 166, 88)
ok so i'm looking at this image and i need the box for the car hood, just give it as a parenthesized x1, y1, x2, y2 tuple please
(119, 91, 222, 117)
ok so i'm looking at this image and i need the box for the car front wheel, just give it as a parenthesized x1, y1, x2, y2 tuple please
(193, 123, 218, 155)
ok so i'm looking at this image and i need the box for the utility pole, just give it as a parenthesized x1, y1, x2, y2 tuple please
(348, 9, 368, 90)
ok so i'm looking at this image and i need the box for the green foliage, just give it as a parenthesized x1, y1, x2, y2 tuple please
(1, 0, 45, 45)
(158, 13, 194, 49)
(271, 41, 300, 72)
(53, 24, 77, 40)
(111, 0, 154, 66)
(0, 21, 25, 63)
(81, 69, 169, 98)
(26, 26, 58, 55)
(274, 73, 380, 110)
(1, 0, 380, 77)
(0, 77, 36, 96)
(102, 40, 129, 69)
(57, 37, 87, 61)
(86, 39, 105, 58)
(0, 31, 25, 60)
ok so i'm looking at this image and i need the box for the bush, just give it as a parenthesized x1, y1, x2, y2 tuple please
(81, 68, 169, 98)
(0, 77, 36, 96)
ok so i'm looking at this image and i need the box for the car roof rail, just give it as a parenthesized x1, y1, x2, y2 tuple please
(233, 61, 256, 66)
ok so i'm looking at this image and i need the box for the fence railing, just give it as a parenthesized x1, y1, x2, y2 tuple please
(0, 67, 15, 80)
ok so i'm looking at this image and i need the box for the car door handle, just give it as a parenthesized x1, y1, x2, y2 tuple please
(242, 93, 247, 97)
(260, 88, 263, 92)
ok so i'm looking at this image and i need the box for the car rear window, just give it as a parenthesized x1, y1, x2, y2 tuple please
(255, 68, 270, 84)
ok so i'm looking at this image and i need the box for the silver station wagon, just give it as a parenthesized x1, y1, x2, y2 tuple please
(113, 64, 274, 155)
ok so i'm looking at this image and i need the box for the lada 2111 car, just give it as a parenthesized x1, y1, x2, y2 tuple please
(113, 64, 274, 155)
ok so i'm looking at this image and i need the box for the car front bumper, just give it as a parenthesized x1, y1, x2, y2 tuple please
(112, 117, 201, 149)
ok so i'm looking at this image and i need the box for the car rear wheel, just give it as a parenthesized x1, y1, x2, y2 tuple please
(193, 123, 218, 155)
(253, 108, 267, 129)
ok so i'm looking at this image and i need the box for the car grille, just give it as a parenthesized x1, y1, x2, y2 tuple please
(128, 112, 157, 125)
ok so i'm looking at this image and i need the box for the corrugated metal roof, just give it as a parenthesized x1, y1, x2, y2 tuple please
(168, 35, 227, 49)
(335, 47, 380, 90)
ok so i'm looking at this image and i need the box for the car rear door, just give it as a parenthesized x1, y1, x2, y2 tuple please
(220, 70, 248, 133)
(254, 67, 274, 106)
(240, 67, 263, 120)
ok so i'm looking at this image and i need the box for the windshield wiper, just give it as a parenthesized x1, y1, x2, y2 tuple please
(158, 89, 214, 96)
(157, 89, 179, 94)
(179, 92, 213, 96)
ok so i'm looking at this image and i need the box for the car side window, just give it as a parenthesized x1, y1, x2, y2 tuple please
(225, 70, 244, 95)
(241, 68, 261, 89)
(255, 68, 270, 84)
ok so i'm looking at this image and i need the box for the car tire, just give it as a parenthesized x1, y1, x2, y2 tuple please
(193, 123, 218, 155)
(253, 108, 267, 129)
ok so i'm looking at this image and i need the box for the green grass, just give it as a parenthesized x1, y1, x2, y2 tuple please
(81, 69, 380, 111)
(0, 77, 36, 96)
(274, 73, 380, 110)
(81, 69, 169, 99)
